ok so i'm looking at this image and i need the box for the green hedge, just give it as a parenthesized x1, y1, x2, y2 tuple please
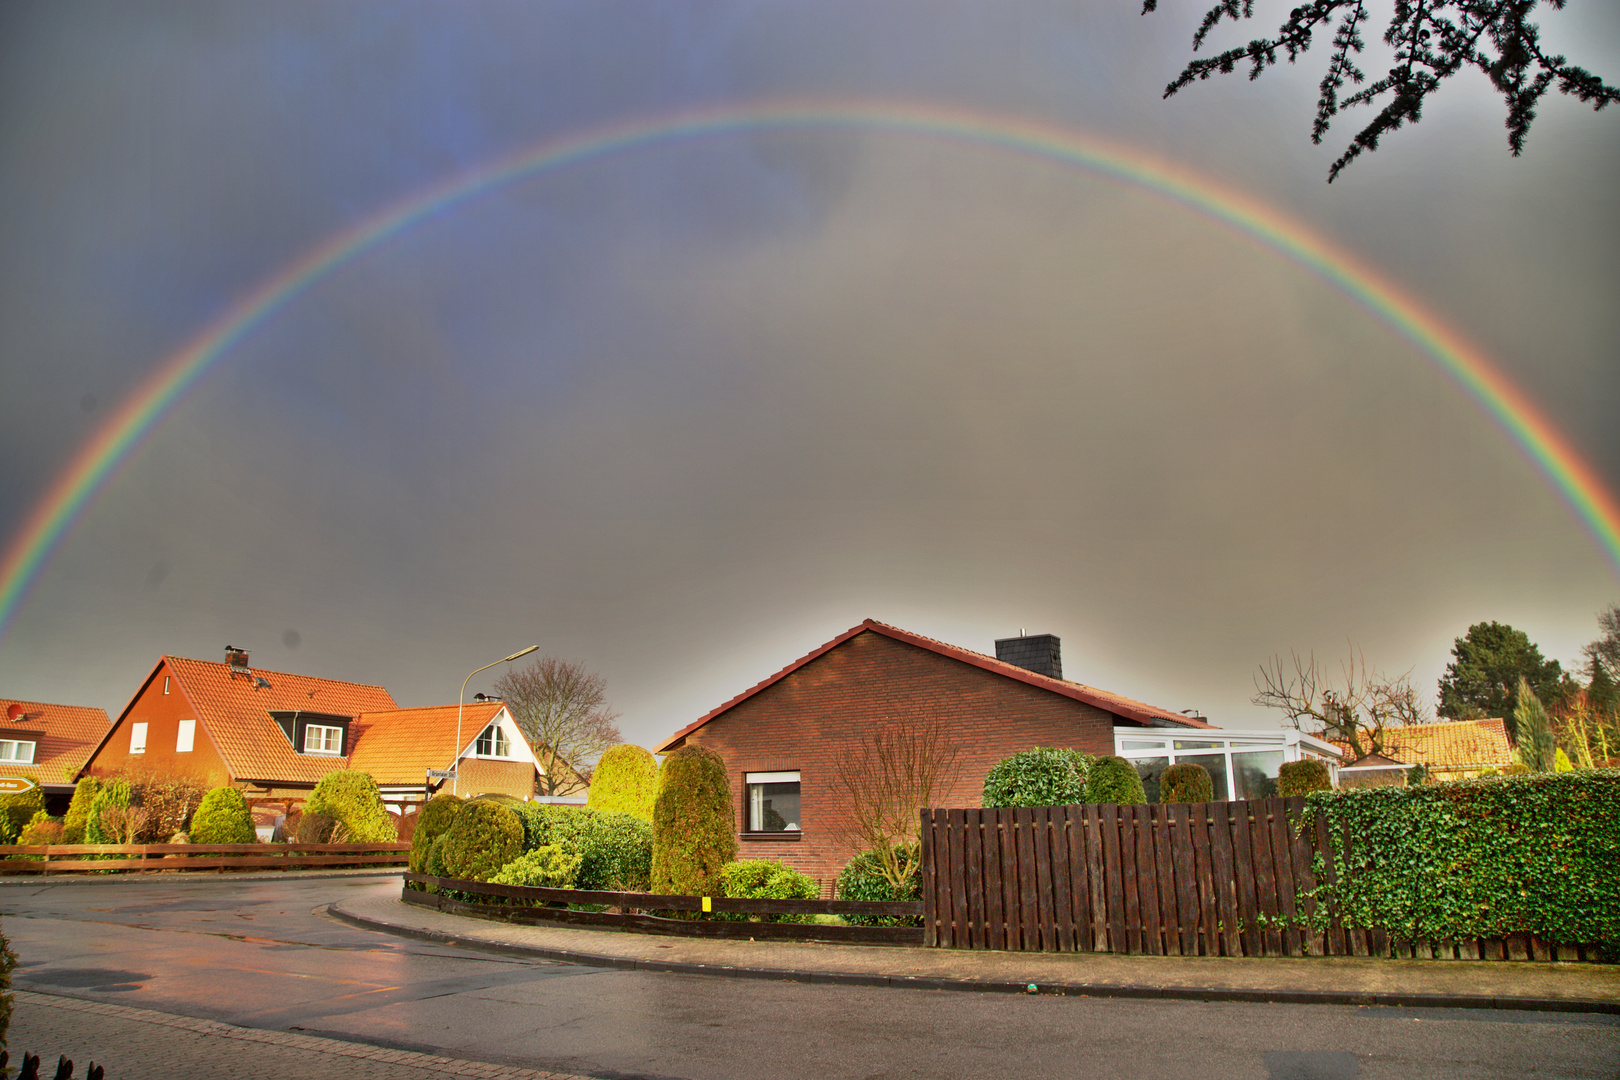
(515, 804, 653, 890)
(490, 844, 582, 890)
(305, 770, 395, 842)
(435, 799, 523, 882)
(835, 847, 922, 927)
(981, 748, 1093, 808)
(0, 787, 45, 844)
(587, 744, 660, 822)
(651, 744, 736, 896)
(409, 794, 464, 874)
(190, 787, 256, 844)
(1088, 755, 1147, 805)
(715, 860, 818, 923)
(1159, 762, 1214, 804)
(1302, 770, 1620, 948)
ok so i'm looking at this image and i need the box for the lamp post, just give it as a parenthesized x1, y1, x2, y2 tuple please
(453, 645, 538, 795)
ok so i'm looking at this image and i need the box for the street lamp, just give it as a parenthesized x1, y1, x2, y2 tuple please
(453, 645, 538, 795)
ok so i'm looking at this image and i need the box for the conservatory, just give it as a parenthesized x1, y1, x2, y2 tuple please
(1113, 727, 1343, 802)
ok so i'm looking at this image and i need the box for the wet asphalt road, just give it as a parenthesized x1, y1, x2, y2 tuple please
(2, 875, 1617, 1080)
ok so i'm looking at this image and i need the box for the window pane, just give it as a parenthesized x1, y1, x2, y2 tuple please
(1173, 740, 1223, 750)
(748, 781, 800, 831)
(1232, 750, 1284, 801)
(1118, 740, 1167, 751)
(1127, 757, 1170, 803)
(130, 722, 147, 753)
(176, 719, 195, 753)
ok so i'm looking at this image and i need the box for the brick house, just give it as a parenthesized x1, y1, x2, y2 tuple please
(654, 619, 1209, 888)
(0, 698, 112, 812)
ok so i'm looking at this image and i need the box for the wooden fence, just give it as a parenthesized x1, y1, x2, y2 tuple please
(402, 872, 925, 945)
(0, 842, 409, 875)
(920, 798, 1604, 962)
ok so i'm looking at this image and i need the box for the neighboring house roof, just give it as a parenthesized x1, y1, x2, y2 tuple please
(347, 702, 508, 786)
(1351, 718, 1515, 772)
(657, 618, 1210, 753)
(1341, 751, 1408, 770)
(0, 699, 112, 787)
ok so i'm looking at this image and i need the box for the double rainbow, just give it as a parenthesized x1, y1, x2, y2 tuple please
(3, 100, 1617, 645)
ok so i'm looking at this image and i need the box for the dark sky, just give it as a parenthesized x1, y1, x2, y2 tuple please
(1, 2, 1617, 752)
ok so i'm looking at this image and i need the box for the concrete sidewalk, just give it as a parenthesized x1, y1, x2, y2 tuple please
(330, 887, 1620, 1014)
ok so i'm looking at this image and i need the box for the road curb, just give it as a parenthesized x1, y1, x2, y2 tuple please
(326, 901, 1620, 1016)
(0, 868, 403, 886)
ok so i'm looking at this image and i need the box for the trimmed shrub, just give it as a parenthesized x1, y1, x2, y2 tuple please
(62, 776, 101, 844)
(305, 770, 395, 843)
(1159, 762, 1214, 803)
(435, 799, 523, 882)
(490, 844, 582, 890)
(588, 744, 660, 822)
(650, 744, 736, 896)
(408, 794, 464, 874)
(1300, 770, 1620, 949)
(836, 847, 922, 927)
(1278, 759, 1332, 796)
(717, 860, 818, 923)
(84, 779, 132, 844)
(190, 787, 256, 844)
(981, 748, 1093, 808)
(0, 787, 45, 844)
(515, 803, 653, 890)
(1087, 756, 1147, 805)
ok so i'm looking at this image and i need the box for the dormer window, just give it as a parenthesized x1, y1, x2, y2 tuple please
(474, 723, 511, 759)
(304, 724, 343, 755)
(0, 740, 34, 764)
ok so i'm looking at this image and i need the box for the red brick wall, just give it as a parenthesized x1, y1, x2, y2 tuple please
(681, 630, 1118, 891)
(87, 661, 231, 789)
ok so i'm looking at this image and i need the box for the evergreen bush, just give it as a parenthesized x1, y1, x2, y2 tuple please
(435, 799, 523, 882)
(1087, 756, 1147, 805)
(0, 787, 45, 844)
(587, 744, 660, 822)
(84, 779, 132, 844)
(408, 794, 464, 874)
(514, 803, 653, 890)
(650, 744, 736, 896)
(1277, 759, 1332, 796)
(305, 770, 395, 842)
(61, 776, 101, 843)
(981, 748, 1093, 808)
(489, 843, 582, 890)
(716, 860, 818, 923)
(835, 847, 922, 927)
(1159, 762, 1214, 803)
(189, 786, 256, 844)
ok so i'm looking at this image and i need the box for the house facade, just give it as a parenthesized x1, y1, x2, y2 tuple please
(655, 619, 1211, 889)
(0, 698, 112, 812)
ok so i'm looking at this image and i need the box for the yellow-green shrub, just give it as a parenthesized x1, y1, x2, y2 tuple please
(650, 744, 735, 896)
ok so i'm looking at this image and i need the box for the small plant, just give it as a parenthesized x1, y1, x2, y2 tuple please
(61, 776, 102, 843)
(836, 847, 922, 927)
(305, 770, 395, 842)
(408, 794, 464, 874)
(717, 860, 818, 923)
(587, 744, 660, 822)
(981, 748, 1093, 808)
(17, 812, 63, 847)
(435, 799, 523, 882)
(189, 787, 256, 844)
(650, 744, 736, 896)
(1087, 756, 1147, 805)
(489, 843, 582, 890)
(1277, 759, 1332, 797)
(84, 779, 132, 844)
(1159, 762, 1214, 803)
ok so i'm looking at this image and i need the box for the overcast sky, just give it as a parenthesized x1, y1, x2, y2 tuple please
(2, 1, 1617, 751)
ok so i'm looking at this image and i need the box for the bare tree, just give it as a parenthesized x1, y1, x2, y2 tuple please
(1253, 646, 1428, 760)
(492, 658, 622, 797)
(830, 712, 962, 893)
(1584, 602, 1620, 685)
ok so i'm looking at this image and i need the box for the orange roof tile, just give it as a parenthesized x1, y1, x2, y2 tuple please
(347, 702, 507, 786)
(0, 699, 111, 787)
(1333, 718, 1515, 770)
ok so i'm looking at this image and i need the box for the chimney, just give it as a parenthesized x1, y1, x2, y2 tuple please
(995, 633, 1062, 680)
(225, 645, 250, 674)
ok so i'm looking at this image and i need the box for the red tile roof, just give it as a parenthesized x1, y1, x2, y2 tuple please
(347, 702, 508, 787)
(656, 619, 1209, 753)
(0, 699, 111, 787)
(1339, 718, 1515, 771)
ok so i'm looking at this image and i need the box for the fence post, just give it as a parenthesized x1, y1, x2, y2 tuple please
(920, 807, 937, 947)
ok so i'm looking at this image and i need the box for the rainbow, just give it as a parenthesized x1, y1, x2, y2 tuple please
(3, 100, 1617, 644)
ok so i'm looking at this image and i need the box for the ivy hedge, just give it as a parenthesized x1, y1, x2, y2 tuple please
(1302, 770, 1620, 948)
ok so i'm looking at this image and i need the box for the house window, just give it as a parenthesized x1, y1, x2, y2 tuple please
(176, 719, 196, 753)
(745, 771, 800, 833)
(475, 724, 511, 758)
(164, 676, 170, 695)
(130, 722, 148, 754)
(0, 741, 35, 764)
(304, 724, 342, 755)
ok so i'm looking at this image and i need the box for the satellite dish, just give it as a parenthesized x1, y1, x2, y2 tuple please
(5, 704, 22, 722)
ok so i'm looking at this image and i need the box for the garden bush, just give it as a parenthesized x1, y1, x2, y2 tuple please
(981, 748, 1093, 808)
(650, 744, 736, 896)
(189, 786, 256, 844)
(295, 811, 338, 844)
(0, 915, 15, 1050)
(489, 843, 582, 890)
(84, 779, 132, 844)
(17, 811, 63, 847)
(587, 744, 660, 822)
(118, 771, 206, 842)
(1278, 759, 1332, 796)
(1301, 770, 1620, 949)
(835, 847, 922, 927)
(408, 794, 464, 874)
(1087, 756, 1147, 805)
(716, 860, 818, 923)
(1159, 762, 1214, 803)
(61, 776, 101, 843)
(435, 799, 523, 882)
(515, 804, 653, 890)
(305, 770, 395, 843)
(0, 787, 45, 844)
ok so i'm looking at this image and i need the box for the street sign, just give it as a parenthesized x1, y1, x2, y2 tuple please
(0, 777, 37, 795)
(425, 768, 457, 779)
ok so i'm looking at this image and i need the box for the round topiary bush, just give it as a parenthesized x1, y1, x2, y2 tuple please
(435, 799, 523, 882)
(650, 744, 736, 896)
(587, 744, 661, 822)
(190, 786, 257, 844)
(1088, 756, 1147, 805)
(489, 843, 582, 890)
(1159, 762, 1214, 803)
(409, 794, 464, 874)
(62, 776, 102, 844)
(718, 860, 818, 923)
(84, 778, 133, 844)
(981, 748, 1093, 808)
(836, 847, 922, 927)
(305, 769, 395, 843)
(1277, 759, 1333, 796)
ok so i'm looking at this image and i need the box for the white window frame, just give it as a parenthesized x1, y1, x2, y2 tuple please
(1113, 727, 1342, 799)
(175, 719, 196, 753)
(474, 723, 512, 759)
(130, 722, 148, 754)
(0, 740, 35, 764)
(304, 724, 343, 755)
(744, 770, 801, 833)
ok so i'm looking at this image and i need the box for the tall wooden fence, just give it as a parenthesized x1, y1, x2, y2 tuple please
(919, 798, 1600, 962)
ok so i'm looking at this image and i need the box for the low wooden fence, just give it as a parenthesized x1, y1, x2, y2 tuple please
(403, 872, 924, 944)
(0, 842, 409, 875)
(920, 799, 1605, 961)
